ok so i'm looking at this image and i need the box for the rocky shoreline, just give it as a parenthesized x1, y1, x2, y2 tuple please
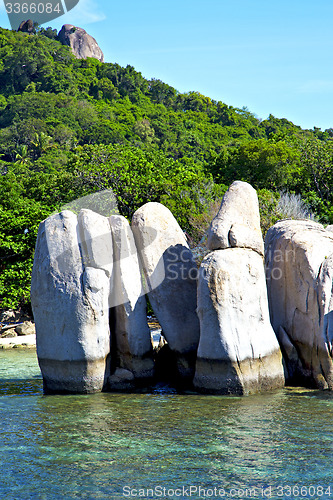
(3, 182, 333, 393)
(0, 334, 36, 349)
(0, 309, 162, 351)
(0, 309, 36, 348)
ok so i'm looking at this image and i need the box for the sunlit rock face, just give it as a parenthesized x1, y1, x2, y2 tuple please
(194, 181, 285, 395)
(31, 210, 111, 394)
(265, 219, 333, 389)
(207, 180, 264, 256)
(58, 24, 104, 62)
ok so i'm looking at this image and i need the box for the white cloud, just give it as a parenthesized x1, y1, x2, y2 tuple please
(51, 0, 106, 27)
(65, 0, 106, 24)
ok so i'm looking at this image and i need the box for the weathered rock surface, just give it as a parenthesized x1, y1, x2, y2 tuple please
(31, 210, 111, 394)
(208, 181, 264, 255)
(15, 321, 35, 336)
(195, 182, 284, 394)
(1, 310, 28, 323)
(58, 24, 104, 62)
(109, 215, 154, 385)
(194, 248, 284, 394)
(78, 209, 113, 278)
(17, 20, 34, 33)
(108, 368, 135, 391)
(265, 219, 333, 389)
(131, 202, 200, 380)
(1, 329, 17, 338)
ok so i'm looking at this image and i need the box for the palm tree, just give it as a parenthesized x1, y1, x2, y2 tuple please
(14, 144, 31, 166)
(31, 132, 53, 158)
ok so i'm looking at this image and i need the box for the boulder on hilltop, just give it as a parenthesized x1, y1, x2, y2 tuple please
(17, 21, 104, 62)
(58, 24, 104, 62)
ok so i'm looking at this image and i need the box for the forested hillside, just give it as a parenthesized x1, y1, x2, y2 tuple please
(1, 26, 333, 310)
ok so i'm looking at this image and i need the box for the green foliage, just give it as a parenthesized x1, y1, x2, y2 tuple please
(296, 138, 333, 221)
(211, 137, 333, 224)
(257, 189, 281, 237)
(66, 144, 221, 229)
(0, 165, 53, 309)
(211, 139, 301, 190)
(0, 26, 332, 309)
(0, 29, 76, 95)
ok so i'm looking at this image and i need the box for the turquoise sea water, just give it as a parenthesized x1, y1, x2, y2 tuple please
(0, 349, 332, 500)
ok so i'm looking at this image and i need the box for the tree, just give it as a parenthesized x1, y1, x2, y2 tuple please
(211, 139, 301, 191)
(14, 144, 31, 165)
(31, 132, 53, 159)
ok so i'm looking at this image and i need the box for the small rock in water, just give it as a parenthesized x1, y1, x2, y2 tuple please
(207, 180, 264, 255)
(1, 330, 18, 338)
(108, 368, 135, 391)
(15, 321, 35, 336)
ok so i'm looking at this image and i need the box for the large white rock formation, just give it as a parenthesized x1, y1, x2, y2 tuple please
(194, 181, 284, 394)
(78, 209, 113, 278)
(31, 210, 111, 394)
(131, 202, 200, 380)
(208, 180, 264, 255)
(265, 219, 333, 389)
(58, 24, 104, 62)
(109, 215, 154, 387)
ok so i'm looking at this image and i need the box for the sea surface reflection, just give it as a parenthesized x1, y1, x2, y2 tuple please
(0, 350, 332, 499)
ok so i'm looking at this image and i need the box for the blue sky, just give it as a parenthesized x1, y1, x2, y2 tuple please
(1, 0, 333, 130)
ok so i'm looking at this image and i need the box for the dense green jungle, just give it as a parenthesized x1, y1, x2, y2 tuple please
(1, 25, 333, 311)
